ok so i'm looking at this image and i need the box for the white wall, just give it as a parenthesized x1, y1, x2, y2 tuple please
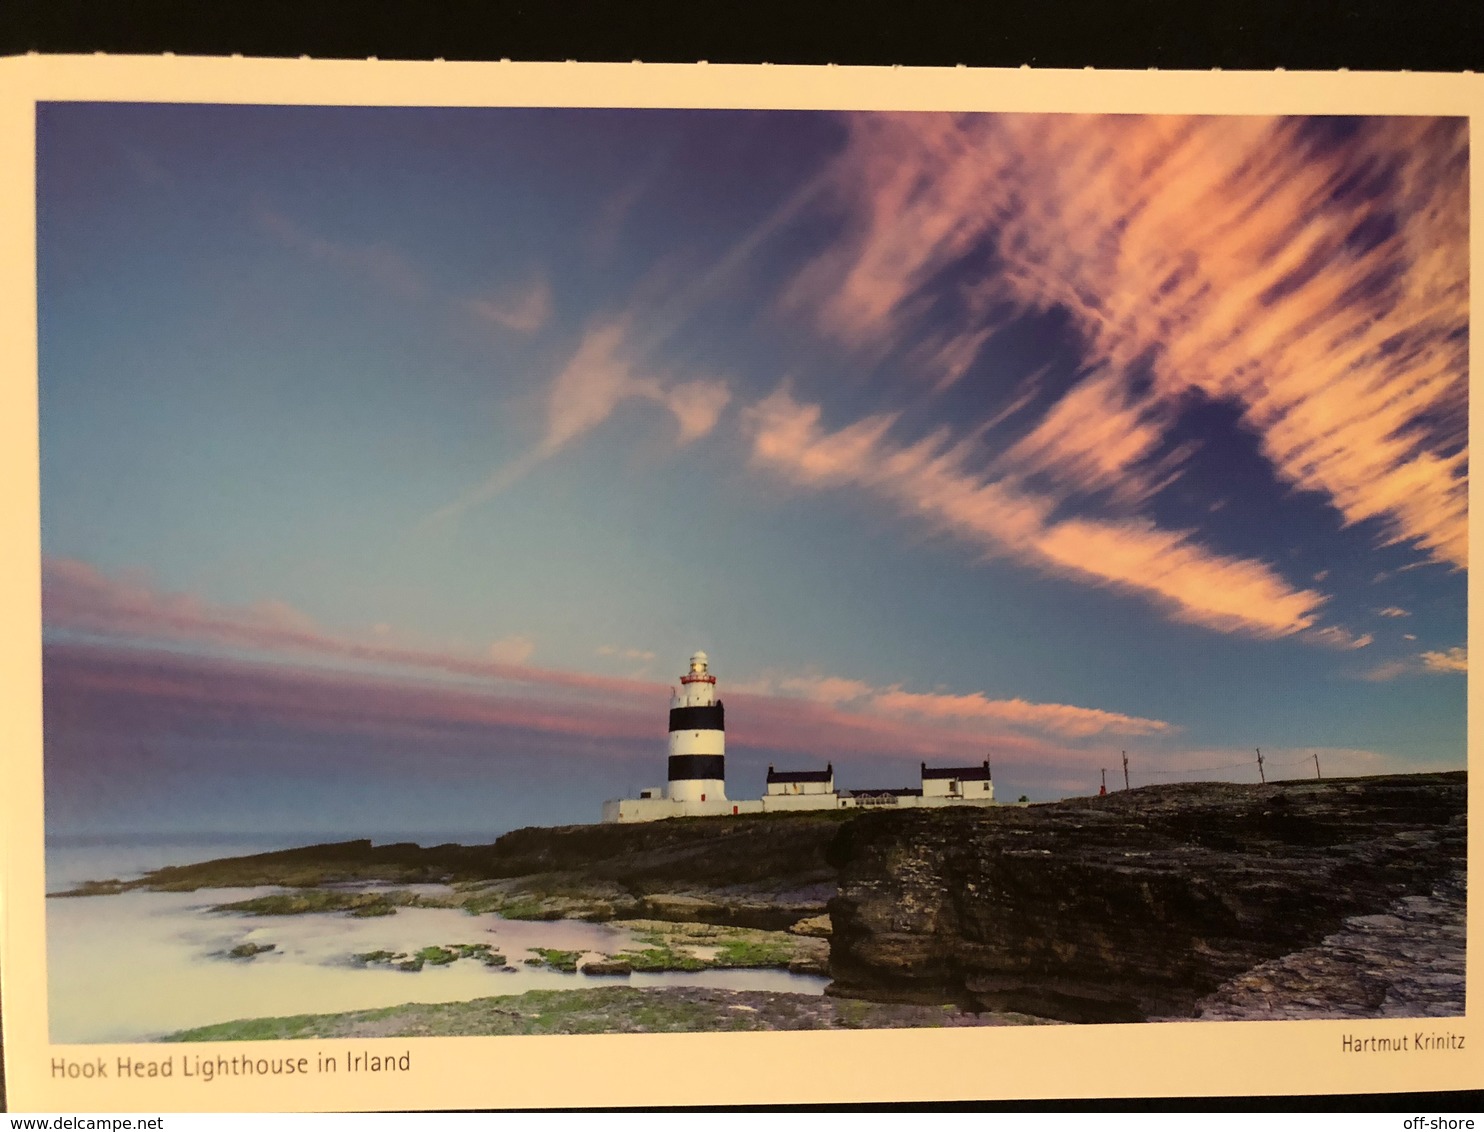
(766, 778, 834, 796)
(602, 796, 764, 823)
(667, 777, 727, 803)
(760, 793, 849, 812)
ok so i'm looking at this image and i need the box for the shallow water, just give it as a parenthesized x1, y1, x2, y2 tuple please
(46, 846, 828, 1042)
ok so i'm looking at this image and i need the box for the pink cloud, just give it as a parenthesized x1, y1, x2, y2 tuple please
(726, 689, 1072, 768)
(780, 113, 1000, 360)
(42, 560, 1167, 772)
(994, 370, 1173, 506)
(41, 557, 649, 709)
(776, 675, 876, 706)
(787, 114, 1468, 570)
(41, 563, 1439, 790)
(736, 666, 1170, 739)
(1420, 646, 1467, 674)
(868, 688, 1171, 740)
(537, 320, 730, 453)
(45, 643, 660, 756)
(661, 378, 732, 444)
(45, 636, 1088, 779)
(746, 387, 1326, 639)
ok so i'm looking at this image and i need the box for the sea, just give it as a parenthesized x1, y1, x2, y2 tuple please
(44, 832, 828, 1043)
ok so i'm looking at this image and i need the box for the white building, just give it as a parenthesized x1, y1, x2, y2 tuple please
(921, 760, 995, 799)
(601, 653, 1004, 823)
(766, 763, 834, 795)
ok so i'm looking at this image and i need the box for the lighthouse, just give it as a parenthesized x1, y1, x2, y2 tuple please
(600, 649, 1008, 822)
(667, 651, 726, 803)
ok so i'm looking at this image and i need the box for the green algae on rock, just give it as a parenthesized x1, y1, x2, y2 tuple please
(161, 986, 1056, 1040)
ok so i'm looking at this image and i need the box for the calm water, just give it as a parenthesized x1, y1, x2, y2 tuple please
(45, 835, 827, 1042)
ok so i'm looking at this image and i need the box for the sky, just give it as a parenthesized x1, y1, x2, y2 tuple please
(35, 103, 1468, 838)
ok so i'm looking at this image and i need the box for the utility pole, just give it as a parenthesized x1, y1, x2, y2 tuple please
(1256, 748, 1265, 784)
(1099, 768, 1107, 796)
(1313, 752, 1322, 779)
(1122, 750, 1129, 791)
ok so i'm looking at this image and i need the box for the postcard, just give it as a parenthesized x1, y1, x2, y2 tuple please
(0, 55, 1479, 1111)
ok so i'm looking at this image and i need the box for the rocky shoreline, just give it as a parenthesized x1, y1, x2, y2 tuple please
(57, 771, 1466, 1033)
(58, 810, 846, 932)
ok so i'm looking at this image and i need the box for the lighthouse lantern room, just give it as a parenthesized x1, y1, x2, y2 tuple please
(667, 651, 726, 803)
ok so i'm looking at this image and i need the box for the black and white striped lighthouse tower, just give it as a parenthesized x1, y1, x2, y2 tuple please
(667, 651, 725, 803)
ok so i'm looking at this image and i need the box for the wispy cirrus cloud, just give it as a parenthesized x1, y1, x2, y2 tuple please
(993, 370, 1174, 507)
(786, 114, 1468, 570)
(431, 319, 731, 521)
(538, 319, 729, 451)
(465, 278, 553, 334)
(256, 207, 426, 299)
(746, 386, 1335, 641)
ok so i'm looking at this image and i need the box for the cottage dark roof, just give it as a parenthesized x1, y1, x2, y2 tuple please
(921, 760, 993, 781)
(766, 763, 833, 783)
(847, 787, 923, 798)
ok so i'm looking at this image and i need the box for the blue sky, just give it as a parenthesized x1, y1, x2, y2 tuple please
(36, 104, 1467, 837)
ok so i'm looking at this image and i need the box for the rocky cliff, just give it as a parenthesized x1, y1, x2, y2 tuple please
(825, 772, 1466, 1023)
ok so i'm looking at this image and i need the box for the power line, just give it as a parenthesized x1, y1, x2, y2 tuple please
(1114, 749, 1330, 787)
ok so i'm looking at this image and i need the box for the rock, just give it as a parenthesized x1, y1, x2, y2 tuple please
(582, 958, 634, 976)
(225, 942, 276, 959)
(788, 955, 830, 976)
(789, 914, 832, 937)
(826, 772, 1465, 1023)
(638, 894, 725, 919)
(1187, 870, 1466, 1020)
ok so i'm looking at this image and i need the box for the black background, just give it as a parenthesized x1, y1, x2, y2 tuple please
(1, 0, 1480, 1116)
(0, 0, 1482, 70)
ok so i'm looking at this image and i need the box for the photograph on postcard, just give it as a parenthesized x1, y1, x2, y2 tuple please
(36, 100, 1466, 1047)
